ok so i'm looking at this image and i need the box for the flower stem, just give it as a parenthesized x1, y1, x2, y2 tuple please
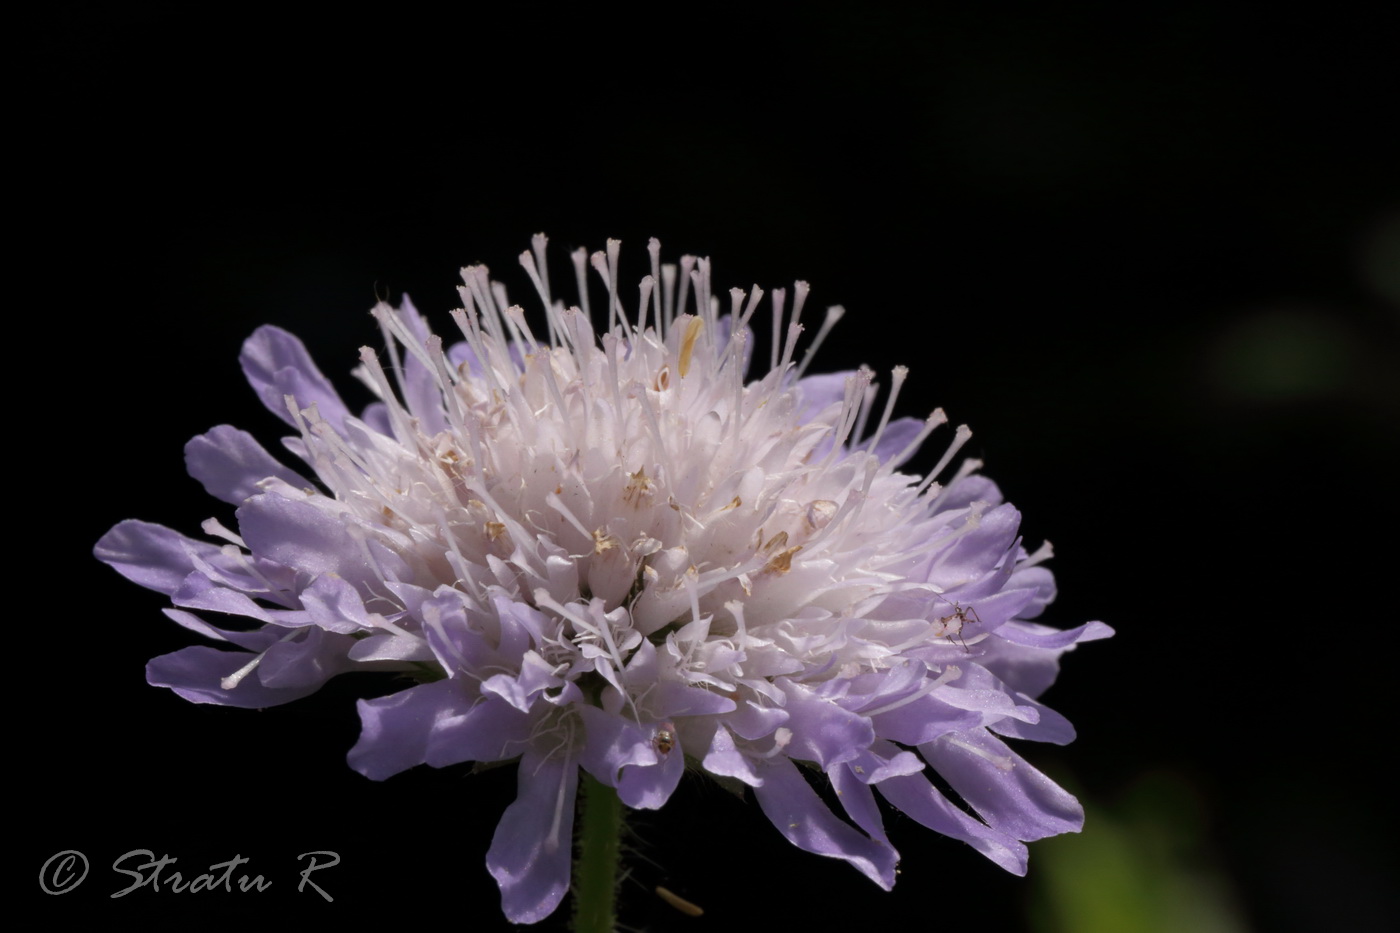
(573, 773, 623, 933)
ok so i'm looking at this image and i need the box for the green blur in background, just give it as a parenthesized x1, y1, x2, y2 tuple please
(1031, 775, 1248, 933)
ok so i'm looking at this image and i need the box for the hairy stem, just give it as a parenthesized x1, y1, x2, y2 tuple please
(573, 773, 623, 933)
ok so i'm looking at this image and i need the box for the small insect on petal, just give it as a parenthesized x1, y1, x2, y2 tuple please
(653, 721, 676, 756)
(933, 600, 982, 650)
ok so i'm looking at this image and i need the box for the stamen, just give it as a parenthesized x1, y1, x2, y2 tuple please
(914, 424, 973, 495)
(601, 332, 629, 455)
(768, 287, 787, 372)
(496, 300, 529, 352)
(860, 665, 962, 718)
(371, 302, 409, 404)
(532, 232, 554, 305)
(925, 456, 983, 505)
(219, 653, 264, 691)
(850, 380, 878, 454)
(606, 238, 623, 337)
(716, 284, 764, 374)
(790, 280, 810, 329)
(505, 306, 541, 355)
(1022, 540, 1055, 567)
(725, 599, 748, 639)
(676, 255, 697, 320)
(821, 368, 874, 468)
(449, 305, 504, 396)
(637, 275, 655, 337)
(462, 266, 509, 352)
(637, 392, 676, 487)
(946, 734, 1016, 771)
(491, 281, 512, 325)
(661, 261, 678, 330)
(684, 572, 705, 630)
(728, 329, 747, 441)
(519, 247, 562, 348)
(694, 257, 715, 336)
(545, 490, 593, 541)
(756, 726, 793, 759)
(530, 342, 571, 426)
(590, 247, 628, 338)
(647, 237, 663, 332)
(219, 543, 282, 597)
(544, 749, 573, 855)
(776, 320, 804, 376)
(219, 628, 301, 691)
(201, 517, 244, 547)
(570, 247, 591, 321)
(792, 304, 845, 381)
(865, 365, 909, 455)
(358, 347, 418, 448)
(883, 408, 949, 473)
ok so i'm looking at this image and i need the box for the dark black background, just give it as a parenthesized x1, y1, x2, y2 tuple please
(19, 3, 1398, 930)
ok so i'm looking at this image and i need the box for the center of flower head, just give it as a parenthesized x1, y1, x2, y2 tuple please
(286, 237, 974, 698)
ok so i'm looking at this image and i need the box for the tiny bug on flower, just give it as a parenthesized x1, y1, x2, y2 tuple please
(933, 599, 982, 650)
(653, 721, 676, 756)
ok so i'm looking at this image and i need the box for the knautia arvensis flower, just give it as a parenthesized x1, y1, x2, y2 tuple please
(96, 236, 1111, 924)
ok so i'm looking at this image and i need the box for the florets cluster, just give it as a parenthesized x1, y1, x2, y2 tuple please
(97, 237, 1110, 924)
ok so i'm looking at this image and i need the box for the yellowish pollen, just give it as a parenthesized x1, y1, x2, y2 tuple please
(623, 467, 656, 505)
(678, 316, 703, 378)
(763, 544, 802, 575)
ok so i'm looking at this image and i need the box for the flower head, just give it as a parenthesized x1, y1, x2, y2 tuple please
(96, 236, 1111, 924)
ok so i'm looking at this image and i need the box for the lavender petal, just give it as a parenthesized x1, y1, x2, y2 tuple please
(184, 425, 309, 505)
(878, 770, 1029, 874)
(348, 679, 471, 780)
(753, 755, 898, 889)
(921, 728, 1083, 841)
(236, 493, 408, 591)
(487, 747, 577, 925)
(239, 325, 351, 432)
(95, 520, 227, 596)
(147, 646, 322, 708)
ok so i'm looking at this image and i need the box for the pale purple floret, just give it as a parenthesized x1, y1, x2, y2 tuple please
(95, 239, 1110, 924)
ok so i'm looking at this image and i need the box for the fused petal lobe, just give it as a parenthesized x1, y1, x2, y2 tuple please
(239, 325, 351, 431)
(185, 425, 309, 505)
(487, 747, 578, 925)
